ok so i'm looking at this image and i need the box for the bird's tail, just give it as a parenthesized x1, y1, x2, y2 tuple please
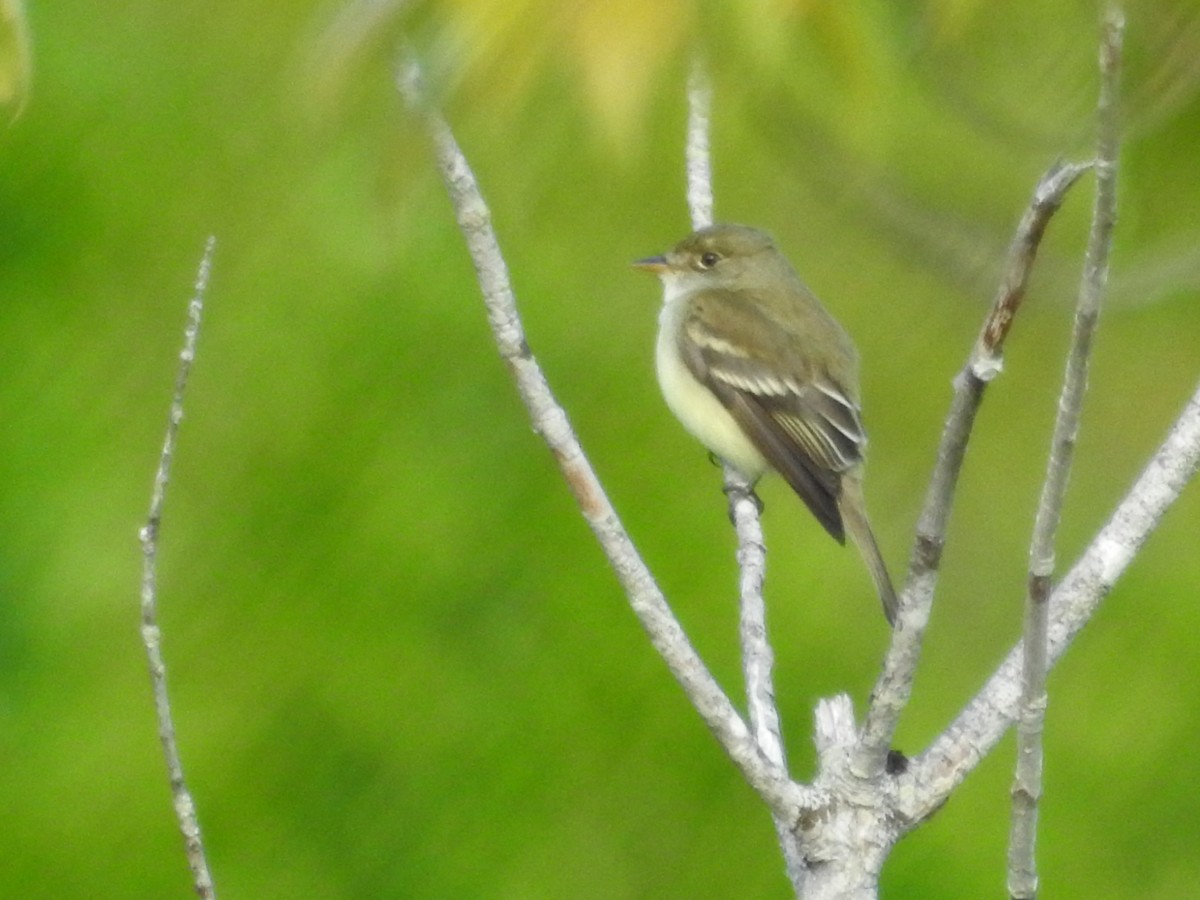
(838, 476, 898, 626)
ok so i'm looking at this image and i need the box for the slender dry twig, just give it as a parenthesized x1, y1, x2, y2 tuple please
(1008, 10, 1124, 896)
(853, 160, 1090, 777)
(733, 483, 788, 765)
(685, 59, 714, 231)
(686, 57, 799, 888)
(397, 55, 812, 819)
(685, 54, 785, 775)
(902, 376, 1200, 824)
(139, 236, 218, 900)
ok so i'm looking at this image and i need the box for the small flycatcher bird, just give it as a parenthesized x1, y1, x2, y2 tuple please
(635, 223, 897, 625)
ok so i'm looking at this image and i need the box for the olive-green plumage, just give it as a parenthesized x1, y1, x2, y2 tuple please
(636, 224, 897, 625)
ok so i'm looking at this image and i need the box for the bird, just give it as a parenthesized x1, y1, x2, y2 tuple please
(635, 223, 897, 625)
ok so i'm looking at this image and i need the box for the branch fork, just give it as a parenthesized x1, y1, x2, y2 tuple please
(396, 6, 1199, 894)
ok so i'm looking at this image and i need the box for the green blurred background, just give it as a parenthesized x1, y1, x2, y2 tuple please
(2, 0, 1198, 896)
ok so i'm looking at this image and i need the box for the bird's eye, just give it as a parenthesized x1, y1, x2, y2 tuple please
(699, 252, 720, 269)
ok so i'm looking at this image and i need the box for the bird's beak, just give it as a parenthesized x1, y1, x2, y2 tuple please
(632, 255, 669, 274)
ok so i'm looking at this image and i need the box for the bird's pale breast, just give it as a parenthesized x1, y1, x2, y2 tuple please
(656, 286, 767, 481)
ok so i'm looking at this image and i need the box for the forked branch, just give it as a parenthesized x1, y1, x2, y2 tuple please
(398, 7, 1200, 894)
(854, 159, 1090, 778)
(904, 377, 1200, 825)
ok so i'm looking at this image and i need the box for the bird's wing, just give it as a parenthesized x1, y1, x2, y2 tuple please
(677, 290, 867, 543)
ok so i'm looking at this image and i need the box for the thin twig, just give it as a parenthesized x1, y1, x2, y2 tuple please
(139, 236, 218, 900)
(397, 56, 812, 819)
(732, 479, 801, 893)
(901, 376, 1200, 825)
(685, 58, 714, 232)
(733, 492, 786, 774)
(686, 57, 799, 886)
(1008, 9, 1124, 897)
(853, 160, 1090, 777)
(685, 54, 785, 772)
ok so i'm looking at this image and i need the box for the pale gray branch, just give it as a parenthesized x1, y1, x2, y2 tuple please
(903, 376, 1200, 825)
(139, 236, 218, 900)
(1008, 9, 1124, 897)
(685, 58, 798, 887)
(685, 58, 714, 232)
(685, 55, 782, 769)
(730, 470, 786, 773)
(854, 160, 1090, 778)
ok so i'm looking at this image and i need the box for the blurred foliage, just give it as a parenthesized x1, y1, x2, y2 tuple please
(1, 0, 1198, 897)
(0, 0, 31, 124)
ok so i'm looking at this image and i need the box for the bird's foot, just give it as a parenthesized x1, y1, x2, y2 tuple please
(722, 482, 763, 523)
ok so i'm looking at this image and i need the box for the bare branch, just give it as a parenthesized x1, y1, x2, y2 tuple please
(684, 58, 798, 884)
(685, 58, 714, 232)
(1009, 9, 1124, 896)
(903, 377, 1200, 824)
(729, 470, 801, 890)
(138, 236, 218, 900)
(684, 57, 784, 767)
(854, 160, 1089, 777)
(397, 56, 813, 819)
(972, 161, 1094, 372)
(730, 471, 786, 772)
